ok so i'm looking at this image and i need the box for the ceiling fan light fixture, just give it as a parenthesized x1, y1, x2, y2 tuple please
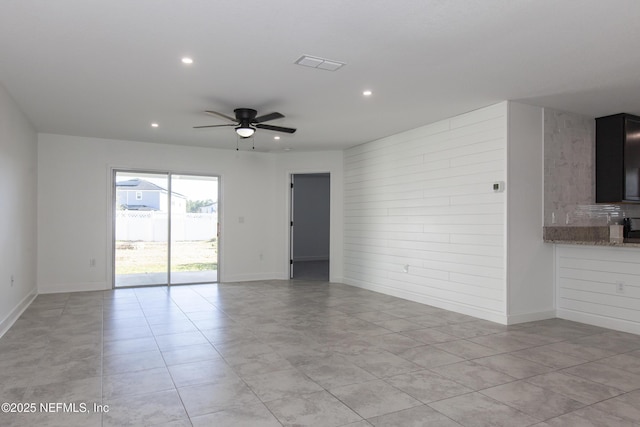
(235, 126, 255, 138)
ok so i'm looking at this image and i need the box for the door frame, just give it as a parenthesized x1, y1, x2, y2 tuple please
(288, 171, 331, 280)
(110, 168, 221, 288)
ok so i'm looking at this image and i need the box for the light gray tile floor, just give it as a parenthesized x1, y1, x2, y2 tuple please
(1, 279, 640, 426)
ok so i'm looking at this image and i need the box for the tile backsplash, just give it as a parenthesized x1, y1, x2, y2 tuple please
(563, 203, 640, 225)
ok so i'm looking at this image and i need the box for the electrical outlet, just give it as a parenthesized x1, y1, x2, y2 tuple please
(10, 274, 14, 287)
(89, 258, 96, 267)
(403, 264, 409, 273)
(616, 281, 625, 294)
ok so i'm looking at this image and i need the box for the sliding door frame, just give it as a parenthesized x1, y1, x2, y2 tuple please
(110, 168, 221, 288)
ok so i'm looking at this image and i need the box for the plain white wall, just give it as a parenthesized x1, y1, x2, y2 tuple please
(506, 102, 554, 322)
(0, 82, 38, 335)
(37, 134, 283, 292)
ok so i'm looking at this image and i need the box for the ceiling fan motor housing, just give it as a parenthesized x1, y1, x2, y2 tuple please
(234, 108, 258, 123)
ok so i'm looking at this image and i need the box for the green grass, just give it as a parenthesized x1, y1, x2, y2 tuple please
(172, 262, 217, 272)
(115, 240, 217, 275)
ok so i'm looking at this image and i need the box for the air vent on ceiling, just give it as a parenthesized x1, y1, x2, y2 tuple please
(294, 55, 345, 71)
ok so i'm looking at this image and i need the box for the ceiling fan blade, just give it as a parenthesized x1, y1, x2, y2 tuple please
(255, 123, 297, 134)
(205, 110, 236, 122)
(193, 124, 236, 129)
(254, 112, 284, 123)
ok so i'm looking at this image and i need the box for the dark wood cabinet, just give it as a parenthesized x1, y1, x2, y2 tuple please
(596, 113, 640, 203)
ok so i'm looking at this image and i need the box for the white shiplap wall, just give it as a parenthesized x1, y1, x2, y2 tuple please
(556, 244, 640, 334)
(343, 103, 508, 321)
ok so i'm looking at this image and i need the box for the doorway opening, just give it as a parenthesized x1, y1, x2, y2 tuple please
(113, 170, 219, 287)
(290, 173, 330, 281)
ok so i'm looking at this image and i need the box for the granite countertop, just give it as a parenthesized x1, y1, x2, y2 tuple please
(543, 226, 640, 248)
(545, 239, 640, 248)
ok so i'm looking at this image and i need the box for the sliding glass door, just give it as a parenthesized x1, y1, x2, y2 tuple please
(113, 170, 219, 287)
(169, 174, 218, 285)
(114, 171, 169, 287)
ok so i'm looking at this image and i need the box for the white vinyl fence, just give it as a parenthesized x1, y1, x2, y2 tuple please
(115, 211, 217, 242)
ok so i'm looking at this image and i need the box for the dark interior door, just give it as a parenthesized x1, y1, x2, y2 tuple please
(290, 173, 330, 280)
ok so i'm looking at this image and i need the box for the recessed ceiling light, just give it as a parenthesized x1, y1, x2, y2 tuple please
(181, 57, 193, 64)
(151, 123, 159, 128)
(283, 147, 292, 151)
(363, 90, 373, 96)
(274, 136, 280, 140)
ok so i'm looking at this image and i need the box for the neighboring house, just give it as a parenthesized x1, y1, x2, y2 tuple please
(116, 178, 187, 212)
(199, 202, 217, 214)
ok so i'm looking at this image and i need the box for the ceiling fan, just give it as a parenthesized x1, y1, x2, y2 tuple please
(194, 108, 296, 138)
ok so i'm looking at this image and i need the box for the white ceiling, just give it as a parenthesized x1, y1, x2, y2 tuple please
(2, 0, 640, 152)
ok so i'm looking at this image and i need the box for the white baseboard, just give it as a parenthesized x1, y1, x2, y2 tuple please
(506, 310, 556, 325)
(0, 287, 37, 338)
(221, 272, 288, 283)
(557, 308, 640, 335)
(38, 281, 108, 294)
(342, 278, 509, 324)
